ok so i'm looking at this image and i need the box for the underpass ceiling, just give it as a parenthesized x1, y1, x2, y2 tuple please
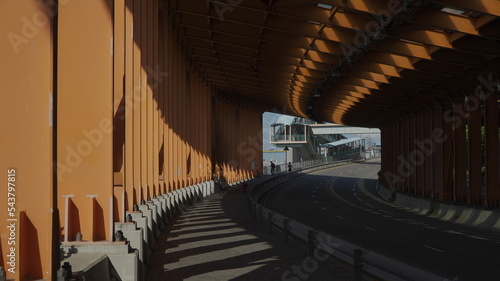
(166, 0, 500, 127)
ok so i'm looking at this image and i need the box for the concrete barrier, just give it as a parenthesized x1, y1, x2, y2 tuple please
(60, 179, 220, 280)
(378, 182, 500, 231)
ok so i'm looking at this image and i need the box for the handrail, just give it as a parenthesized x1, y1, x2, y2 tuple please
(247, 161, 450, 281)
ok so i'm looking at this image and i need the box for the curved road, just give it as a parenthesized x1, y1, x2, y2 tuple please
(262, 160, 500, 281)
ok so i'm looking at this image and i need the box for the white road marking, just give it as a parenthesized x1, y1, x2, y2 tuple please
(445, 230, 465, 235)
(337, 216, 343, 220)
(423, 245, 445, 253)
(365, 227, 376, 231)
(465, 234, 489, 241)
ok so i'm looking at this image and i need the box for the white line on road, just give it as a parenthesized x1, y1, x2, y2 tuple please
(465, 234, 489, 241)
(380, 210, 392, 216)
(423, 245, 445, 253)
(445, 230, 465, 235)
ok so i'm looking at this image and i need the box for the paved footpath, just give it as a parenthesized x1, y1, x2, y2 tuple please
(146, 177, 361, 281)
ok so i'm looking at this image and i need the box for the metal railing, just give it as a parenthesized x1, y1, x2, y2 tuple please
(263, 159, 326, 175)
(248, 161, 449, 281)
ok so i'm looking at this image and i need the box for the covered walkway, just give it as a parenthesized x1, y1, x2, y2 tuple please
(146, 181, 355, 281)
(1, 0, 499, 280)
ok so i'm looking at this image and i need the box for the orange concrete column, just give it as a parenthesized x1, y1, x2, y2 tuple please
(145, 0, 155, 199)
(467, 93, 482, 205)
(409, 114, 417, 194)
(398, 115, 414, 192)
(453, 97, 467, 202)
(152, 0, 161, 197)
(140, 0, 149, 200)
(158, 8, 166, 194)
(124, 0, 135, 211)
(113, 0, 126, 223)
(423, 108, 433, 197)
(57, 0, 114, 242)
(415, 111, 424, 196)
(397, 119, 403, 191)
(432, 102, 444, 199)
(441, 103, 454, 201)
(132, 0, 143, 205)
(483, 88, 499, 207)
(0, 1, 56, 279)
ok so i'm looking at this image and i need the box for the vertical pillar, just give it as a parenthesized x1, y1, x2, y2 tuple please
(146, 0, 155, 198)
(140, 0, 150, 201)
(441, 103, 454, 201)
(404, 116, 411, 192)
(409, 114, 417, 194)
(484, 89, 499, 207)
(113, 0, 126, 223)
(131, 0, 142, 205)
(415, 111, 424, 196)
(467, 94, 482, 205)
(398, 118, 405, 191)
(0, 1, 55, 279)
(150, 0, 162, 197)
(58, 0, 113, 241)
(124, 0, 135, 213)
(453, 97, 467, 202)
(158, 6, 166, 194)
(432, 102, 444, 199)
(423, 108, 433, 197)
(165, 7, 175, 192)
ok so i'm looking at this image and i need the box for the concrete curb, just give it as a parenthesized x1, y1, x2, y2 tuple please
(377, 182, 500, 231)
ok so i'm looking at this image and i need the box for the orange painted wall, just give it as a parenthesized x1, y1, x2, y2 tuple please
(57, 0, 114, 242)
(0, 0, 55, 279)
(0, 1, 265, 279)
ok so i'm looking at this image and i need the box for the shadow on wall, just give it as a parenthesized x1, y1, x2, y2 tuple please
(67, 198, 81, 242)
(21, 211, 43, 279)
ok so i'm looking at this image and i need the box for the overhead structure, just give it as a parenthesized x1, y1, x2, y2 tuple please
(171, 0, 500, 127)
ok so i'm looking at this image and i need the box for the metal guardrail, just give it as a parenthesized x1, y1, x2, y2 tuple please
(247, 161, 449, 281)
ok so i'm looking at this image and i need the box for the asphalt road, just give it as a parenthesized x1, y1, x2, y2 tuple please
(262, 160, 500, 281)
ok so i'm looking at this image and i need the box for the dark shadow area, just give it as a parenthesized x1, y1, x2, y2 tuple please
(113, 195, 120, 222)
(148, 178, 355, 281)
(22, 213, 44, 279)
(68, 198, 81, 241)
(165, 230, 249, 246)
(93, 198, 106, 241)
(165, 237, 263, 262)
(170, 219, 235, 230)
(113, 94, 126, 172)
(168, 224, 240, 237)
